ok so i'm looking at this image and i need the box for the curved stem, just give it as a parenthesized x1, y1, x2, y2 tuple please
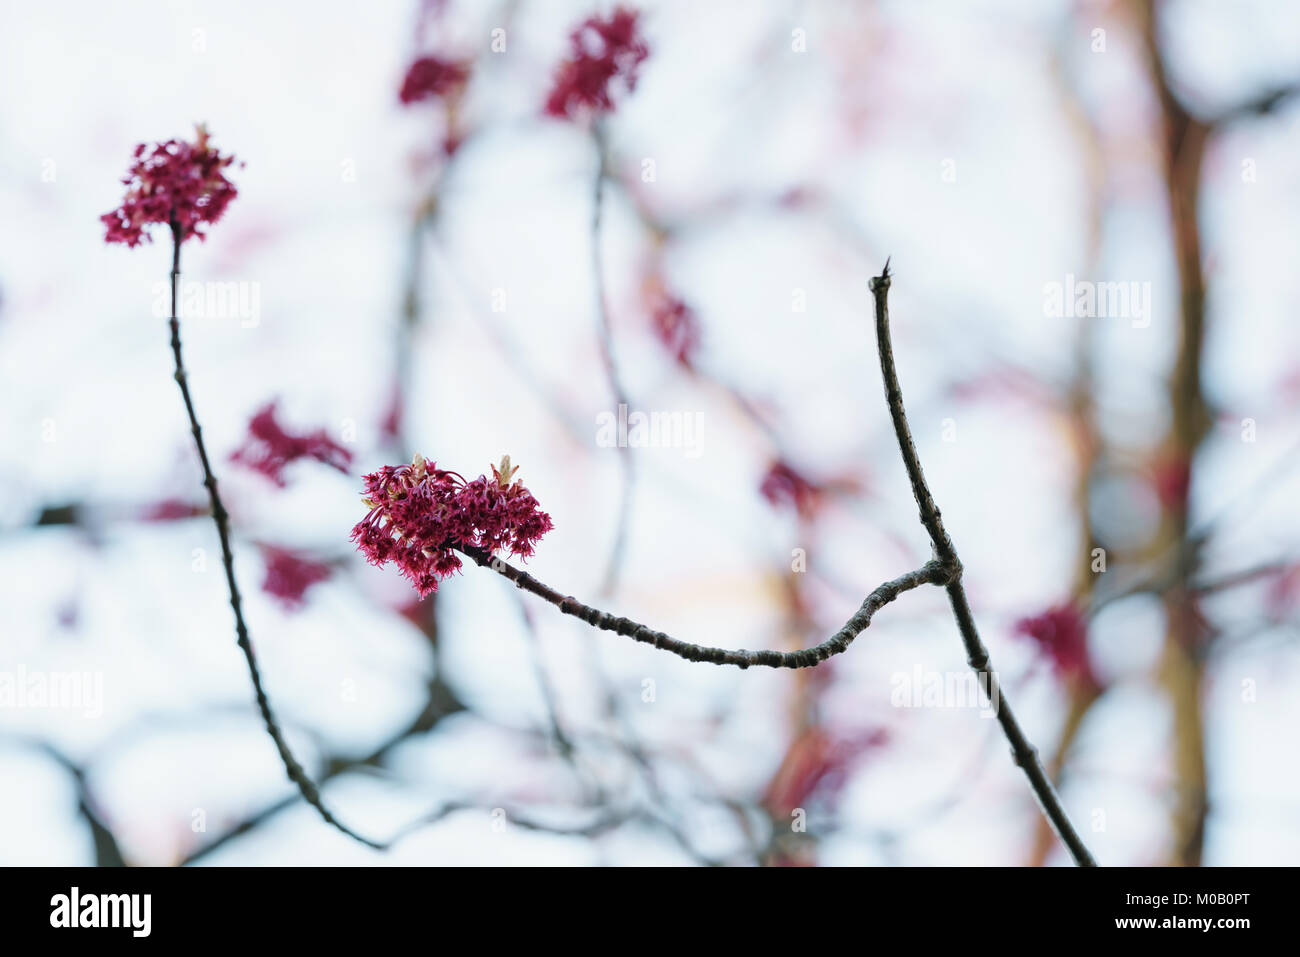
(869, 260, 1097, 867)
(166, 220, 380, 850)
(590, 122, 635, 595)
(457, 543, 949, 669)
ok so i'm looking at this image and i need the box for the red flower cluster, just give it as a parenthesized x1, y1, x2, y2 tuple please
(101, 124, 239, 247)
(399, 55, 470, 105)
(650, 293, 700, 368)
(140, 498, 207, 522)
(762, 727, 889, 818)
(1151, 454, 1191, 510)
(261, 546, 332, 610)
(351, 454, 554, 598)
(760, 460, 823, 518)
(229, 401, 353, 486)
(544, 7, 649, 119)
(1013, 602, 1096, 687)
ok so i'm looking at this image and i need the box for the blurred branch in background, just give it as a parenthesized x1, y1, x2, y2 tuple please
(5, 0, 1300, 866)
(1137, 0, 1299, 866)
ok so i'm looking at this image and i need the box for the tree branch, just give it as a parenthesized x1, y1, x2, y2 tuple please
(457, 543, 949, 669)
(590, 122, 636, 596)
(166, 220, 380, 850)
(869, 260, 1097, 867)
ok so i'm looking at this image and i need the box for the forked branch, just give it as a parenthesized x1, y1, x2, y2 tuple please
(870, 260, 1096, 866)
(462, 260, 1098, 866)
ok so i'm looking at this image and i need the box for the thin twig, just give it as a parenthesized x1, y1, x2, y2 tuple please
(590, 122, 636, 595)
(457, 543, 949, 669)
(165, 220, 380, 850)
(16, 737, 126, 866)
(869, 259, 1097, 867)
(443, 263, 1097, 864)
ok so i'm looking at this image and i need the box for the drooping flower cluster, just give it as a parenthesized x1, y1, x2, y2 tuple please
(1013, 602, 1096, 687)
(544, 7, 649, 119)
(229, 401, 353, 486)
(100, 124, 240, 247)
(351, 454, 554, 598)
(260, 546, 333, 610)
(399, 55, 470, 105)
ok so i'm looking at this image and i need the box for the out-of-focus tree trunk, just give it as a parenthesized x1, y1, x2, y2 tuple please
(1138, 0, 1212, 867)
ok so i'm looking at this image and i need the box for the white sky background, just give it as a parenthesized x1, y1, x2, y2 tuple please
(1, 0, 1299, 865)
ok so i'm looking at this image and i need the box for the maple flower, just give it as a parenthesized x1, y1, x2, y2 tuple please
(759, 460, 823, 518)
(399, 55, 470, 105)
(229, 400, 353, 486)
(1013, 602, 1096, 687)
(100, 124, 240, 247)
(544, 7, 649, 119)
(649, 293, 700, 368)
(1151, 454, 1191, 510)
(140, 498, 207, 522)
(261, 546, 332, 610)
(351, 454, 554, 598)
(762, 727, 890, 819)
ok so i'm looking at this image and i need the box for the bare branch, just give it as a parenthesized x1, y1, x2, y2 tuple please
(869, 260, 1097, 867)
(165, 221, 380, 851)
(590, 122, 636, 596)
(458, 542, 949, 669)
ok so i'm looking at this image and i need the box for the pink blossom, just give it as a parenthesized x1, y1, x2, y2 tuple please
(260, 546, 332, 610)
(140, 498, 206, 522)
(351, 454, 554, 598)
(1152, 454, 1191, 510)
(545, 7, 649, 119)
(649, 293, 700, 368)
(101, 124, 239, 247)
(229, 401, 353, 486)
(763, 727, 889, 818)
(399, 55, 470, 105)
(380, 385, 404, 446)
(640, 269, 701, 368)
(1013, 602, 1097, 687)
(760, 460, 823, 518)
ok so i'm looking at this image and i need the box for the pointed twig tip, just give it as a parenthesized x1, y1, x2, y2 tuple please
(870, 256, 892, 292)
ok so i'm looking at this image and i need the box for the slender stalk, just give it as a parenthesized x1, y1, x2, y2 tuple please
(590, 122, 635, 595)
(869, 260, 1097, 867)
(448, 260, 1096, 864)
(457, 543, 949, 669)
(166, 220, 380, 850)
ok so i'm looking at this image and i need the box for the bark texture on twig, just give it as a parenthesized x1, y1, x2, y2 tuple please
(166, 221, 380, 850)
(869, 261, 1098, 867)
(450, 260, 1098, 865)
(458, 543, 949, 669)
